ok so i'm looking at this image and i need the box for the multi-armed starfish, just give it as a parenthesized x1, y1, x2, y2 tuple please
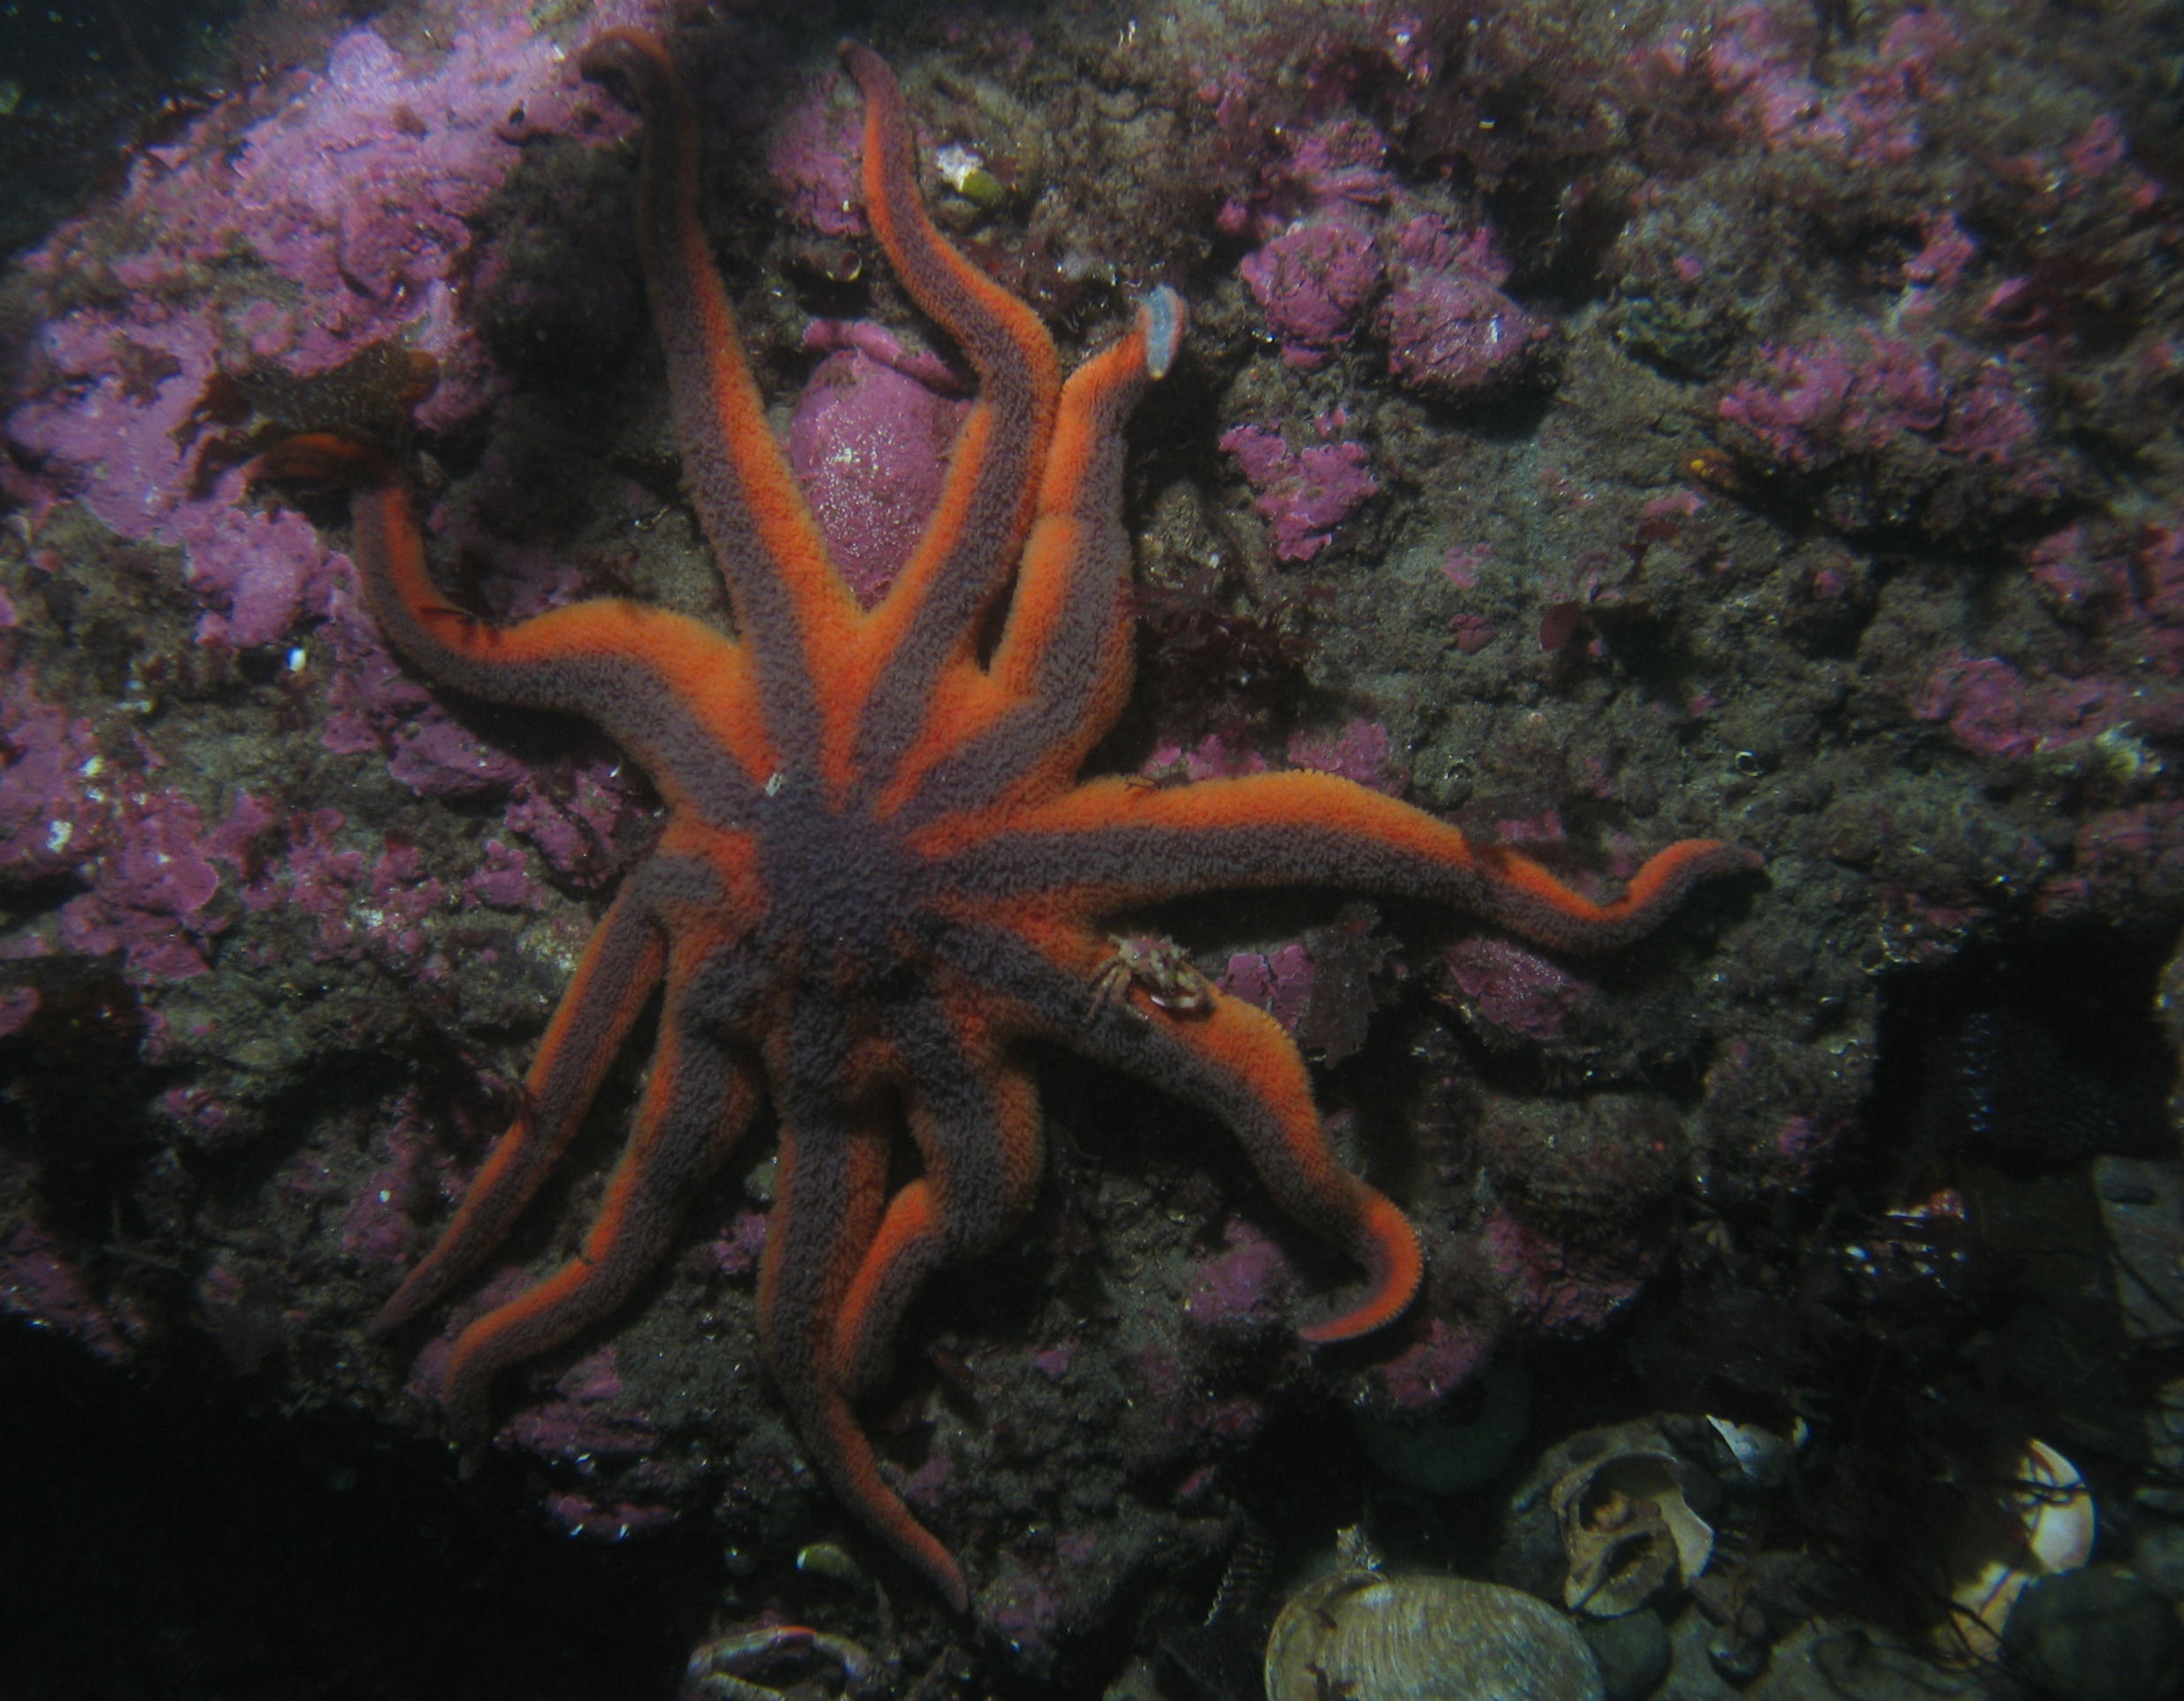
(300, 29, 1756, 1612)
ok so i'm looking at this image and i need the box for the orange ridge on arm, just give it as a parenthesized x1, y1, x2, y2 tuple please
(878, 292, 1185, 822)
(580, 30, 862, 722)
(825, 42, 1063, 799)
(931, 770, 1760, 954)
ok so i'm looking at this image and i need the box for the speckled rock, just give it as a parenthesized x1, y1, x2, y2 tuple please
(2002, 1567, 2184, 1701)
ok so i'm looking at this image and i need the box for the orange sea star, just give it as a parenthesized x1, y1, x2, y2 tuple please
(290, 29, 1757, 1611)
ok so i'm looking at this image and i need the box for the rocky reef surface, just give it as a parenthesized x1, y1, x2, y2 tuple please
(4, 1, 2182, 1697)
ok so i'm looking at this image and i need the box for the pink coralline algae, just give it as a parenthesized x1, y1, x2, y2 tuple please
(1444, 936, 1595, 1047)
(312, 573, 526, 801)
(387, 693, 525, 800)
(544, 1491, 677, 1542)
(1142, 721, 1398, 817)
(502, 764, 644, 890)
(462, 839, 548, 913)
(0, 5, 677, 999)
(195, 1255, 303, 1375)
(183, 505, 342, 652)
(1720, 331, 2050, 491)
(1221, 942, 1314, 1035)
(1182, 1218, 1297, 1333)
(1223, 107, 1548, 401)
(2042, 803, 2184, 919)
(0, 678, 103, 884)
(1481, 1207, 1653, 1337)
(1378, 217, 1552, 402)
(1911, 654, 2123, 762)
(56, 789, 227, 981)
(1139, 731, 1269, 785)
(1220, 423, 1379, 562)
(1284, 716, 1402, 793)
(1239, 215, 1384, 364)
(1440, 540, 1490, 589)
(231, 807, 447, 967)
(1, 1222, 128, 1361)
(1720, 333, 1943, 467)
(0, 988, 41, 1039)
(1442, 543, 1498, 650)
(2022, 521, 2184, 682)
(1697, 2, 1959, 165)
(503, 1346, 658, 1464)
(984, 1555, 1073, 1674)
(1372, 1316, 1491, 1412)
(766, 76, 867, 238)
(2027, 524, 2114, 621)
(787, 341, 969, 606)
(1904, 213, 1978, 294)
(2139, 524, 2184, 631)
(3, 1, 644, 653)
(1774, 1114, 1851, 1188)
(710, 1207, 770, 1277)
(1216, 113, 1396, 242)
(340, 1107, 450, 1273)
(502, 1349, 673, 1542)
(1937, 363, 2046, 471)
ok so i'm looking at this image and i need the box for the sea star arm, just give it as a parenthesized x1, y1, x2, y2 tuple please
(440, 951, 767, 1434)
(941, 911, 1422, 1343)
(832, 989, 1044, 1400)
(1100, 992, 1421, 1341)
(341, 476, 779, 813)
(370, 869, 672, 1337)
(933, 771, 1761, 953)
(834, 44, 1064, 802)
(883, 289, 1185, 826)
(580, 30, 862, 771)
(758, 994, 970, 1612)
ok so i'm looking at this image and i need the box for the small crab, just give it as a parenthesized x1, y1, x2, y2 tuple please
(1090, 932, 1215, 1018)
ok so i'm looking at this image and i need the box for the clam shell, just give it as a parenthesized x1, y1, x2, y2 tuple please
(1265, 1572, 1604, 1701)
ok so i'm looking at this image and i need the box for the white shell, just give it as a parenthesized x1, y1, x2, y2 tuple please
(1705, 1414, 1797, 1487)
(1264, 1572, 1603, 1701)
(1939, 1437, 2095, 1660)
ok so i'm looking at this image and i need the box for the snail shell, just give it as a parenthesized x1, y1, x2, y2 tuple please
(1551, 1438, 1715, 1617)
(1265, 1572, 1604, 1701)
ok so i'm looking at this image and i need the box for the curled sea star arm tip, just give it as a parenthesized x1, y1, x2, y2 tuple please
(936, 911, 1425, 1342)
(938, 771, 1760, 954)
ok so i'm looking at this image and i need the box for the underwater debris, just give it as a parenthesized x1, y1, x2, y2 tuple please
(1551, 1426, 1718, 1619)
